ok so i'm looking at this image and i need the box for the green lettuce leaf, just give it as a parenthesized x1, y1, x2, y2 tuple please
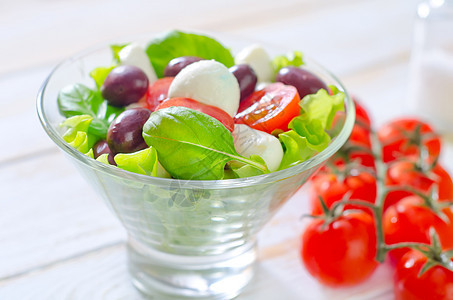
(278, 88, 345, 170)
(60, 115, 97, 157)
(114, 147, 159, 176)
(300, 88, 345, 129)
(278, 130, 314, 169)
(272, 50, 304, 74)
(96, 153, 110, 164)
(143, 107, 268, 180)
(57, 83, 124, 139)
(110, 43, 130, 63)
(90, 66, 115, 89)
(145, 30, 235, 78)
(229, 155, 267, 178)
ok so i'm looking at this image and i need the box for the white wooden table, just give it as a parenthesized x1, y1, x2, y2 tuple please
(2, 0, 452, 299)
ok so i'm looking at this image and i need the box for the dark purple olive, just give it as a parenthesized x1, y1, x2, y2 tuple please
(229, 64, 257, 101)
(107, 108, 151, 154)
(275, 67, 328, 99)
(163, 56, 202, 77)
(93, 140, 116, 165)
(101, 65, 149, 107)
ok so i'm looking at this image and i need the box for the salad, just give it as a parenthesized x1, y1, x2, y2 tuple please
(57, 30, 345, 180)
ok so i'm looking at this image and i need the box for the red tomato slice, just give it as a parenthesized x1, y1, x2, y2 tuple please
(155, 97, 235, 132)
(146, 77, 174, 111)
(234, 82, 300, 134)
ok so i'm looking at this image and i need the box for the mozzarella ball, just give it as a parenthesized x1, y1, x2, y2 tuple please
(168, 60, 240, 117)
(235, 44, 273, 83)
(233, 124, 283, 172)
(119, 43, 157, 84)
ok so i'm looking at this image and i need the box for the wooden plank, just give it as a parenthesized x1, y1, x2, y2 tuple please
(0, 151, 125, 280)
(0, 187, 393, 300)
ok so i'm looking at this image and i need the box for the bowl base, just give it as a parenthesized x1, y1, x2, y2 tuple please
(127, 237, 256, 299)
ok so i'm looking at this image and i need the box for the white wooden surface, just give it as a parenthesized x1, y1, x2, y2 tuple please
(2, 0, 452, 299)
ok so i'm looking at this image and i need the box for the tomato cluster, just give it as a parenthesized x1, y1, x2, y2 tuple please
(301, 97, 453, 299)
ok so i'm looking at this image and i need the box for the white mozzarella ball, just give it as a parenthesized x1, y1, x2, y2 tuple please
(235, 44, 273, 83)
(168, 60, 240, 117)
(119, 43, 157, 83)
(233, 124, 283, 172)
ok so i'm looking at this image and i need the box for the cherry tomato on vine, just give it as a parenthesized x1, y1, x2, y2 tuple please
(378, 118, 441, 163)
(384, 160, 453, 209)
(383, 195, 453, 263)
(353, 97, 372, 130)
(394, 249, 453, 300)
(310, 169, 377, 215)
(145, 77, 174, 110)
(155, 97, 235, 132)
(301, 211, 378, 286)
(234, 82, 300, 134)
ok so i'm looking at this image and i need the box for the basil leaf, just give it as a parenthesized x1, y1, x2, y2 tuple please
(143, 107, 267, 180)
(57, 83, 124, 139)
(111, 43, 130, 64)
(145, 30, 235, 78)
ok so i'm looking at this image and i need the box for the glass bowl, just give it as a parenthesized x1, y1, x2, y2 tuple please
(37, 32, 355, 300)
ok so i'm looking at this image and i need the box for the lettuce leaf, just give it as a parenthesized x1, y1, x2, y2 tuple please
(90, 66, 115, 90)
(114, 147, 159, 176)
(145, 30, 235, 78)
(278, 89, 345, 170)
(60, 115, 97, 157)
(272, 50, 304, 74)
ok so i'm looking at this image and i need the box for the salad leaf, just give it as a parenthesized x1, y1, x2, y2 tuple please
(96, 153, 110, 164)
(143, 107, 268, 180)
(278, 130, 314, 169)
(278, 88, 345, 169)
(57, 83, 124, 139)
(89, 66, 115, 89)
(272, 50, 304, 74)
(230, 155, 267, 178)
(145, 30, 235, 78)
(114, 147, 159, 176)
(60, 115, 97, 157)
(110, 43, 130, 63)
(300, 88, 345, 129)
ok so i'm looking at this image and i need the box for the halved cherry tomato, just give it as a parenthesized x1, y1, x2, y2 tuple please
(155, 97, 235, 132)
(378, 118, 441, 163)
(301, 211, 378, 286)
(383, 195, 453, 263)
(234, 82, 300, 134)
(145, 77, 174, 110)
(394, 249, 453, 300)
(310, 168, 377, 215)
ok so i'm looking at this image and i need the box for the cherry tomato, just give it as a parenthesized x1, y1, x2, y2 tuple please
(234, 82, 300, 134)
(155, 97, 235, 132)
(353, 97, 372, 130)
(383, 195, 453, 263)
(301, 211, 378, 286)
(348, 123, 372, 148)
(394, 249, 453, 300)
(310, 169, 377, 215)
(378, 118, 441, 163)
(384, 160, 453, 209)
(145, 77, 174, 110)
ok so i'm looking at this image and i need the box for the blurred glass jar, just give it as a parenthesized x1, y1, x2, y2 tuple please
(408, 0, 453, 133)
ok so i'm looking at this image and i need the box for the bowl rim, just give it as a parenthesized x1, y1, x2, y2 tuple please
(36, 31, 355, 189)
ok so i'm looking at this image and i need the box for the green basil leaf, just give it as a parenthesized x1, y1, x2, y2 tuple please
(57, 83, 124, 139)
(230, 155, 267, 178)
(145, 30, 235, 78)
(111, 43, 130, 64)
(143, 107, 267, 180)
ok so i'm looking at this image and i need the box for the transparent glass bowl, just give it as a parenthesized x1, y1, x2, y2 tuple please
(37, 32, 355, 300)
